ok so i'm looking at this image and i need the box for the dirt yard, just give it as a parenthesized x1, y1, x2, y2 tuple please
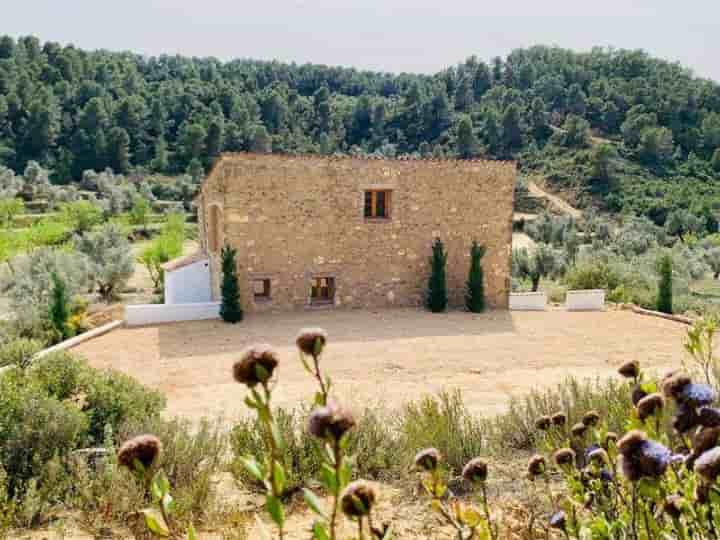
(73, 308, 688, 421)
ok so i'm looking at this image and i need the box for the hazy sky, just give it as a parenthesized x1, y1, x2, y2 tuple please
(5, 0, 720, 81)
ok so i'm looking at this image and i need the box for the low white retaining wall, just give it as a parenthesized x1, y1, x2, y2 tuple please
(566, 289, 605, 311)
(509, 292, 547, 311)
(35, 320, 123, 359)
(125, 302, 220, 326)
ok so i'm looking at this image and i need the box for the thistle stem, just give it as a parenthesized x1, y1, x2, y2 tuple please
(480, 482, 497, 540)
(358, 517, 365, 540)
(312, 353, 329, 404)
(262, 383, 285, 540)
(329, 439, 342, 540)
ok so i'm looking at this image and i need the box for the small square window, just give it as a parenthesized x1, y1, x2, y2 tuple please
(311, 277, 335, 305)
(253, 279, 271, 301)
(364, 190, 392, 219)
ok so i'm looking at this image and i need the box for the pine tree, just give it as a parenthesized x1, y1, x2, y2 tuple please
(49, 272, 71, 340)
(456, 115, 478, 159)
(220, 245, 243, 323)
(426, 238, 448, 313)
(657, 253, 673, 314)
(465, 241, 486, 313)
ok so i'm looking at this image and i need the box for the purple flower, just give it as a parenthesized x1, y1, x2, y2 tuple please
(681, 383, 717, 408)
(549, 511, 567, 531)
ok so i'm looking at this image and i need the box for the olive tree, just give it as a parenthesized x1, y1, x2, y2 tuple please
(75, 223, 134, 302)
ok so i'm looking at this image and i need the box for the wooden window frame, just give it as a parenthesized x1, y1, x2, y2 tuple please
(363, 189, 392, 221)
(310, 276, 336, 306)
(252, 278, 272, 302)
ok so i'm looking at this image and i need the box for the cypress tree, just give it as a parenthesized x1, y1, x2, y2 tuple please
(426, 238, 448, 313)
(465, 241, 486, 313)
(220, 245, 243, 323)
(49, 272, 71, 340)
(657, 253, 673, 314)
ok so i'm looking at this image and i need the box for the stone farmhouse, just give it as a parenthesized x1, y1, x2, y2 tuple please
(194, 153, 516, 313)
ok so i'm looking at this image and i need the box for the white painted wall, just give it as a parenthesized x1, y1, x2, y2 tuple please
(566, 290, 605, 311)
(165, 259, 212, 304)
(125, 302, 220, 326)
(509, 292, 547, 311)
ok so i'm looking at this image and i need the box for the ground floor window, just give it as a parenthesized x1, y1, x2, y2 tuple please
(253, 278, 271, 301)
(311, 276, 335, 305)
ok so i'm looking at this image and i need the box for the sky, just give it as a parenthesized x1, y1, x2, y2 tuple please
(5, 0, 720, 81)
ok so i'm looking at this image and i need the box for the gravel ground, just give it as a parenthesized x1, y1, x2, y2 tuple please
(73, 308, 687, 421)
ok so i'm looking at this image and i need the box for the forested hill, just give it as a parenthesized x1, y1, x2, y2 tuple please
(3, 35, 720, 222)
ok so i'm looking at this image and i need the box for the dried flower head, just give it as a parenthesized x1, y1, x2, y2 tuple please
(631, 385, 648, 406)
(232, 344, 279, 387)
(588, 447, 609, 466)
(696, 482, 711, 504)
(603, 432, 619, 449)
(699, 407, 720, 428)
(663, 495, 684, 519)
(549, 511, 567, 531)
(117, 434, 162, 471)
(308, 400, 355, 441)
(534, 415, 551, 431)
(662, 372, 692, 401)
(695, 447, 720, 483)
(582, 410, 601, 427)
(617, 430, 648, 457)
(462, 458, 488, 483)
(551, 412, 567, 427)
(618, 361, 640, 379)
(673, 404, 701, 434)
(414, 448, 441, 472)
(340, 480, 377, 517)
(296, 327, 328, 357)
(692, 427, 720, 458)
(527, 454, 547, 478)
(637, 393, 665, 421)
(571, 422, 588, 438)
(553, 447, 576, 469)
(637, 440, 671, 479)
(680, 383, 717, 408)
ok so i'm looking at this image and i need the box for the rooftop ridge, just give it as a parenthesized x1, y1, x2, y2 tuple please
(214, 151, 516, 166)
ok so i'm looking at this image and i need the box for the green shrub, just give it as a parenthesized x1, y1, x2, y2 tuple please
(220, 245, 243, 323)
(0, 338, 43, 368)
(657, 252, 673, 313)
(426, 237, 448, 312)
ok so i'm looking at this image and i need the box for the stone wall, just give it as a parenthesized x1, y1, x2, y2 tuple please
(199, 154, 516, 312)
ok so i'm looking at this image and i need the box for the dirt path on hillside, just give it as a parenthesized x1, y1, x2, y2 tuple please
(527, 181, 582, 219)
(73, 309, 686, 422)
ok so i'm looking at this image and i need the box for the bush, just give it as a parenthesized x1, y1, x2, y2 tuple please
(220, 245, 243, 323)
(0, 338, 43, 368)
(426, 237, 448, 312)
(657, 252, 673, 313)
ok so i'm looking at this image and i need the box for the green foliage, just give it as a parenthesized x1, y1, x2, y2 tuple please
(0, 198, 23, 228)
(0, 338, 43, 368)
(59, 200, 102, 234)
(75, 222, 134, 301)
(657, 252, 673, 314)
(512, 244, 564, 292)
(426, 237, 448, 313)
(128, 195, 151, 230)
(48, 272, 72, 341)
(220, 245, 243, 323)
(137, 213, 185, 291)
(465, 241, 486, 313)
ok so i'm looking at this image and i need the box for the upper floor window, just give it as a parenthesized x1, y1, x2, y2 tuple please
(364, 190, 392, 219)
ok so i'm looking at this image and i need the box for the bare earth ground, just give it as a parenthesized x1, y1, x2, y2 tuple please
(73, 308, 687, 421)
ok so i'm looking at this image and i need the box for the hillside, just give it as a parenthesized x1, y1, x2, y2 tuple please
(2, 36, 720, 224)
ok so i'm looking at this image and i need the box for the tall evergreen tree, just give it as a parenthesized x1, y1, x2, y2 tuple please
(426, 237, 448, 313)
(465, 241, 486, 313)
(220, 245, 243, 323)
(657, 253, 673, 314)
(49, 271, 71, 340)
(456, 115, 478, 158)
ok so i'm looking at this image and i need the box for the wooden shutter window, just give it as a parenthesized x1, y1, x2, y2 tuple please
(363, 190, 392, 219)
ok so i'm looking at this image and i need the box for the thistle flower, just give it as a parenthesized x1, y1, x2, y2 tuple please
(672, 404, 700, 433)
(549, 511, 567, 531)
(296, 327, 328, 357)
(662, 372, 692, 401)
(618, 431, 670, 481)
(603, 432, 618, 448)
(692, 427, 720, 458)
(582, 410, 601, 427)
(636, 393, 664, 421)
(308, 400, 355, 441)
(698, 407, 720, 428)
(680, 383, 717, 408)
(618, 361, 640, 379)
(663, 495, 684, 519)
(340, 480, 377, 517)
(117, 434, 162, 471)
(637, 440, 671, 478)
(534, 415, 551, 431)
(462, 458, 488, 483)
(527, 454, 546, 478)
(617, 430, 647, 456)
(553, 447, 576, 468)
(631, 385, 648, 406)
(414, 448, 441, 471)
(232, 344, 279, 387)
(694, 447, 720, 483)
(551, 412, 567, 427)
(571, 422, 588, 438)
(587, 447, 609, 466)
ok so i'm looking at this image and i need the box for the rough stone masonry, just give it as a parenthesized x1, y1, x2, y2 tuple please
(197, 153, 516, 313)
